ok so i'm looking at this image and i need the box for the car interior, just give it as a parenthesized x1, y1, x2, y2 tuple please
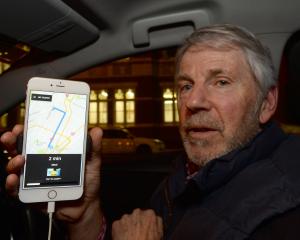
(1, 0, 300, 239)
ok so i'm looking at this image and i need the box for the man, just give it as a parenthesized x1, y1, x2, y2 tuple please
(2, 24, 300, 239)
(113, 24, 300, 240)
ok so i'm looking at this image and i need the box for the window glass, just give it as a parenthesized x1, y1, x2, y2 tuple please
(0, 42, 30, 75)
(0, 38, 61, 129)
(115, 89, 124, 99)
(163, 88, 178, 123)
(114, 130, 129, 138)
(164, 100, 174, 122)
(99, 102, 108, 124)
(126, 101, 135, 123)
(174, 99, 179, 122)
(103, 129, 129, 138)
(99, 90, 108, 100)
(174, 92, 179, 122)
(0, 62, 10, 74)
(19, 102, 26, 124)
(88, 89, 109, 125)
(125, 89, 135, 99)
(114, 89, 135, 124)
(0, 113, 7, 128)
(276, 31, 300, 135)
(99, 90, 108, 124)
(2, 32, 300, 232)
(115, 100, 125, 123)
(89, 102, 97, 124)
(0, 40, 30, 128)
(90, 90, 97, 100)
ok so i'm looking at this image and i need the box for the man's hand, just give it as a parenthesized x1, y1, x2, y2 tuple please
(0, 124, 104, 240)
(1, 124, 24, 196)
(112, 208, 163, 240)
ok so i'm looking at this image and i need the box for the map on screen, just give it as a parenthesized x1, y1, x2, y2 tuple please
(26, 90, 87, 154)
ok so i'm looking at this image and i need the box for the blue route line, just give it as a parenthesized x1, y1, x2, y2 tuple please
(48, 107, 66, 149)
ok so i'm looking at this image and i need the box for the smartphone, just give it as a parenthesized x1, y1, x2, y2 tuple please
(19, 77, 90, 203)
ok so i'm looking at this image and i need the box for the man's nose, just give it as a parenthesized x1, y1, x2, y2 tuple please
(185, 85, 211, 112)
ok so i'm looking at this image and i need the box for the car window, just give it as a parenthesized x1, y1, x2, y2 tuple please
(2, 35, 300, 225)
(0, 37, 30, 130)
(0, 38, 30, 73)
(2, 36, 300, 148)
(276, 31, 300, 135)
(69, 48, 182, 154)
(103, 129, 130, 138)
(0, 37, 61, 131)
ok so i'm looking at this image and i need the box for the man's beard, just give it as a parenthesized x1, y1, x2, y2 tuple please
(180, 99, 263, 167)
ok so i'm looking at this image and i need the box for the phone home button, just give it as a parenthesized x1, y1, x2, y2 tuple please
(48, 190, 57, 199)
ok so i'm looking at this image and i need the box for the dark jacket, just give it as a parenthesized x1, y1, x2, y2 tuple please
(150, 122, 300, 240)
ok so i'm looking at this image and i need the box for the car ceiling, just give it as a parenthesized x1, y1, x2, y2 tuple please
(0, 0, 300, 115)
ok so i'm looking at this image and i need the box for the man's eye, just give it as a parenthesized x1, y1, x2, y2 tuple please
(216, 80, 230, 87)
(179, 84, 192, 93)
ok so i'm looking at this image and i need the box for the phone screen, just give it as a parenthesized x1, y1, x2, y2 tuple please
(23, 90, 88, 189)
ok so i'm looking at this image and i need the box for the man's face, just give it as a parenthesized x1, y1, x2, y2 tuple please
(177, 46, 264, 166)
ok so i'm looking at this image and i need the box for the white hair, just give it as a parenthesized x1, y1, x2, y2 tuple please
(175, 24, 276, 96)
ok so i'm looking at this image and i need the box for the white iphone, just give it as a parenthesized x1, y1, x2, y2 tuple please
(19, 77, 90, 203)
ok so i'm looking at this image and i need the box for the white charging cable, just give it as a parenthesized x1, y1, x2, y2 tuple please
(47, 202, 56, 240)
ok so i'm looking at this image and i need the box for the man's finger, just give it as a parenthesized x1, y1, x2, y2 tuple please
(12, 124, 24, 136)
(89, 127, 102, 153)
(156, 215, 163, 237)
(1, 132, 17, 150)
(6, 155, 25, 174)
(157, 215, 163, 229)
(1, 125, 24, 156)
(6, 174, 20, 197)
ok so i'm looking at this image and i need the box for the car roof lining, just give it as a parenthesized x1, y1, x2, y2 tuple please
(0, 0, 100, 54)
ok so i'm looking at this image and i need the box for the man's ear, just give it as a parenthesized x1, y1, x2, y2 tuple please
(259, 86, 278, 124)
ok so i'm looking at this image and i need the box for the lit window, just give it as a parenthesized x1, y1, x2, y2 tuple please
(0, 113, 8, 128)
(0, 62, 10, 74)
(126, 89, 135, 99)
(163, 88, 173, 99)
(174, 92, 179, 122)
(99, 90, 108, 100)
(0, 43, 30, 75)
(98, 90, 108, 124)
(125, 89, 135, 123)
(115, 89, 124, 99)
(163, 88, 179, 123)
(99, 102, 108, 123)
(126, 101, 135, 123)
(164, 100, 173, 122)
(115, 89, 125, 123)
(89, 102, 98, 124)
(19, 102, 25, 124)
(114, 89, 135, 124)
(89, 90, 108, 125)
(115, 100, 125, 123)
(90, 90, 97, 100)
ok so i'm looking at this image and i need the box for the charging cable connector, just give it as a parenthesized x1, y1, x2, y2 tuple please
(47, 202, 56, 240)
